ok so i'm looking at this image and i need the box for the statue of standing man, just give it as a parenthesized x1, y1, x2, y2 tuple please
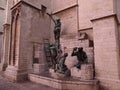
(48, 13, 61, 48)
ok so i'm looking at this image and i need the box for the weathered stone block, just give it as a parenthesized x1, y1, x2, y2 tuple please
(71, 64, 94, 80)
(29, 74, 99, 90)
(49, 68, 70, 79)
(33, 64, 47, 74)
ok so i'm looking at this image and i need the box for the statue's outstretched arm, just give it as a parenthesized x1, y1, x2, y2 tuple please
(47, 13, 56, 24)
(71, 47, 77, 56)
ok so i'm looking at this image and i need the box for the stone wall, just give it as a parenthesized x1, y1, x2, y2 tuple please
(4, 0, 13, 24)
(0, 0, 6, 33)
(51, 0, 94, 41)
(4, 1, 51, 81)
(50, 0, 78, 42)
(19, 2, 51, 71)
(55, 7, 78, 36)
(115, 0, 120, 23)
(90, 1, 120, 90)
(92, 15, 120, 90)
(50, 7, 78, 43)
(0, 0, 6, 63)
(92, 0, 114, 20)
(13, 0, 51, 13)
(51, 0, 77, 13)
(93, 16, 120, 79)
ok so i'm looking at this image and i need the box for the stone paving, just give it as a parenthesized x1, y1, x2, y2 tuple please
(0, 75, 58, 90)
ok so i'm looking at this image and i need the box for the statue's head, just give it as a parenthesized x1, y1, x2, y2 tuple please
(73, 47, 77, 51)
(56, 19, 60, 22)
(64, 53, 68, 57)
(78, 47, 83, 52)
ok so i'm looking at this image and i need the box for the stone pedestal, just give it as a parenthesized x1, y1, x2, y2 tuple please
(71, 64, 94, 80)
(49, 69, 70, 79)
(0, 24, 10, 71)
(5, 65, 28, 81)
(81, 64, 93, 80)
(29, 74, 99, 90)
(71, 67, 81, 78)
(33, 63, 47, 74)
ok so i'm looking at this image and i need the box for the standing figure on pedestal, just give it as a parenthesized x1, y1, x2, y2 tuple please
(71, 47, 88, 69)
(48, 13, 61, 48)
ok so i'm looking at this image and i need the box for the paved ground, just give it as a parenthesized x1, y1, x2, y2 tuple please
(0, 75, 58, 90)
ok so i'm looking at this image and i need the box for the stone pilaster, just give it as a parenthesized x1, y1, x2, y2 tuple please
(0, 24, 10, 71)
(91, 14, 120, 90)
(5, 2, 28, 81)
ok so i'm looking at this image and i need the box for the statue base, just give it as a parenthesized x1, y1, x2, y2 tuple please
(29, 73, 99, 90)
(33, 63, 47, 74)
(71, 64, 94, 80)
(5, 65, 28, 82)
(49, 69, 70, 79)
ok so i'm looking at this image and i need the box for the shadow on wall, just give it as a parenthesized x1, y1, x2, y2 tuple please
(61, 28, 67, 36)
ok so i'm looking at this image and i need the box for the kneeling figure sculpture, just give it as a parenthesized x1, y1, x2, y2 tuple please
(56, 53, 68, 74)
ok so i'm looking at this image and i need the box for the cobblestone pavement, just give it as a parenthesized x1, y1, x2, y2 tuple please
(0, 75, 58, 90)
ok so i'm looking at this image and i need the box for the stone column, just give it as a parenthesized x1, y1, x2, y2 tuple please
(0, 32, 3, 64)
(0, 0, 13, 71)
(0, 24, 10, 71)
(5, 4, 27, 81)
(91, 14, 120, 89)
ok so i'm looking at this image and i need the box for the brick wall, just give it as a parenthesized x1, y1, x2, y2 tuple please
(19, 3, 51, 70)
(51, 0, 77, 13)
(91, 15, 120, 90)
(0, 0, 6, 64)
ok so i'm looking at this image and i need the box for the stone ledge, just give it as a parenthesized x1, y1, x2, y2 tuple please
(29, 74, 99, 90)
(71, 64, 94, 80)
(49, 69, 70, 79)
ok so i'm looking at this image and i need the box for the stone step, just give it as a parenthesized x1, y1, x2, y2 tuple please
(29, 74, 99, 90)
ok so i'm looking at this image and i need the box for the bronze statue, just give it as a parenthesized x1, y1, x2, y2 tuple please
(48, 13, 69, 74)
(71, 47, 88, 69)
(50, 44, 63, 69)
(50, 44, 57, 69)
(48, 13, 61, 45)
(56, 53, 68, 74)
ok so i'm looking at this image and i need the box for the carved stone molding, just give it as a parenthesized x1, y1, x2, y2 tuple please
(3, 24, 10, 31)
(12, 5, 21, 20)
(9, 4, 21, 66)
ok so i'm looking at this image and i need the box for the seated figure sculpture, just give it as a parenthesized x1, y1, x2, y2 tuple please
(56, 53, 68, 74)
(71, 47, 88, 69)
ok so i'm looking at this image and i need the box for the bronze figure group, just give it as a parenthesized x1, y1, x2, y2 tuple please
(48, 14, 88, 74)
